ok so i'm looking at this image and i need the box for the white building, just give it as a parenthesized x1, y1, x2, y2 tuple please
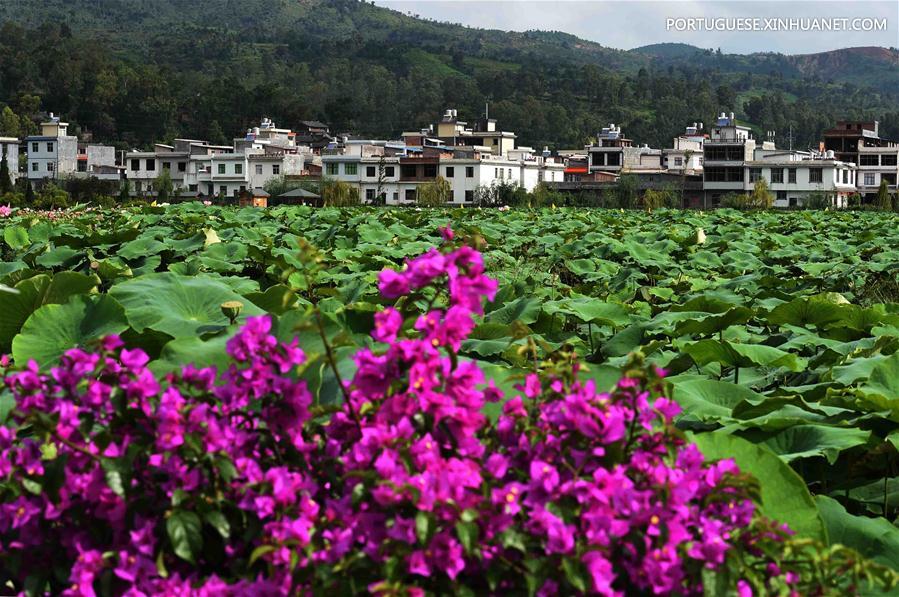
(744, 153, 856, 208)
(588, 124, 663, 175)
(0, 137, 20, 185)
(125, 131, 307, 199)
(664, 123, 705, 173)
(857, 144, 899, 200)
(702, 112, 763, 206)
(322, 141, 564, 206)
(25, 114, 115, 183)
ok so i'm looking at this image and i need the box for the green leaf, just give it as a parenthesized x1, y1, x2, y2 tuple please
(684, 339, 806, 372)
(204, 510, 231, 539)
(12, 295, 129, 369)
(248, 544, 276, 567)
(166, 510, 203, 564)
(817, 495, 899, 571)
(455, 520, 479, 555)
(670, 378, 766, 423)
(486, 296, 542, 325)
(3, 225, 30, 250)
(415, 511, 431, 545)
(760, 425, 871, 464)
(101, 459, 128, 497)
(561, 557, 588, 593)
(690, 432, 827, 541)
(109, 273, 263, 338)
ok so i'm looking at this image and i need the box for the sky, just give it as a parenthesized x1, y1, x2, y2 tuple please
(373, 0, 899, 54)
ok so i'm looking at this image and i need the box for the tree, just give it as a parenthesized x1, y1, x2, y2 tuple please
(155, 169, 173, 203)
(119, 179, 131, 204)
(749, 177, 774, 209)
(615, 175, 638, 209)
(320, 179, 359, 207)
(416, 176, 451, 207)
(0, 145, 11, 195)
(876, 179, 892, 211)
(0, 107, 20, 137)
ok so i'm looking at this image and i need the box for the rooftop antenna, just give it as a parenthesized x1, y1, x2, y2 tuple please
(787, 124, 794, 151)
(485, 102, 489, 120)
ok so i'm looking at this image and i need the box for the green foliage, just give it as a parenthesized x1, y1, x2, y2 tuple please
(0, 106, 20, 137)
(155, 168, 174, 203)
(877, 179, 892, 211)
(805, 191, 832, 210)
(34, 182, 69, 210)
(750, 177, 774, 209)
(320, 179, 359, 207)
(416, 176, 451, 207)
(0, 144, 11, 195)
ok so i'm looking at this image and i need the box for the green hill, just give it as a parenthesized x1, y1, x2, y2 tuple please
(0, 0, 896, 149)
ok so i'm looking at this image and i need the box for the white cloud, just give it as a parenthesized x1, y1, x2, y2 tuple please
(373, 0, 898, 54)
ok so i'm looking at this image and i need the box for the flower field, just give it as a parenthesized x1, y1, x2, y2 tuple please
(3, 204, 899, 594)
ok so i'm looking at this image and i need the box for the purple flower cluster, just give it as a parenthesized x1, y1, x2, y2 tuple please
(0, 230, 803, 595)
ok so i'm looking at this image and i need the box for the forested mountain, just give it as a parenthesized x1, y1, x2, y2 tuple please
(0, 0, 896, 150)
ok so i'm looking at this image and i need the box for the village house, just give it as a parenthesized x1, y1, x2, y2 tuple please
(663, 123, 705, 174)
(0, 137, 20, 184)
(26, 114, 116, 184)
(587, 124, 663, 176)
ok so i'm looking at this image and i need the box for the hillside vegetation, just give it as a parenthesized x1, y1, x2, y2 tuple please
(0, 0, 896, 149)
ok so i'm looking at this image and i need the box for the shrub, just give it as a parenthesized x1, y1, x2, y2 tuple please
(0, 231, 896, 595)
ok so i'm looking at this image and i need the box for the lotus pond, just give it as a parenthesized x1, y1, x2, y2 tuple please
(4, 204, 899, 589)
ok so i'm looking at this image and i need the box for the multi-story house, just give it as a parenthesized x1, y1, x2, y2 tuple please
(322, 140, 564, 206)
(587, 124, 663, 176)
(744, 152, 856, 208)
(125, 131, 307, 199)
(426, 108, 517, 156)
(0, 137, 20, 185)
(823, 121, 897, 202)
(664, 123, 705, 173)
(26, 114, 116, 184)
(857, 144, 899, 201)
(701, 112, 763, 206)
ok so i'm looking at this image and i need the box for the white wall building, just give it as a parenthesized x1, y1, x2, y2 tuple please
(0, 137, 20, 185)
(743, 154, 856, 207)
(322, 141, 564, 206)
(857, 143, 899, 200)
(25, 114, 115, 184)
(664, 123, 705, 173)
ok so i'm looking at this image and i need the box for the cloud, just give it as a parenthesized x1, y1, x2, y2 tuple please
(373, 0, 898, 54)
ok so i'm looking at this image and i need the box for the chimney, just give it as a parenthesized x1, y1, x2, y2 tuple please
(730, 112, 735, 122)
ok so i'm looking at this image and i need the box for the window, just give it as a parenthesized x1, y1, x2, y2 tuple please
(771, 168, 783, 183)
(674, 157, 683, 167)
(77, 160, 87, 172)
(423, 164, 437, 178)
(256, 164, 263, 175)
(47, 142, 54, 153)
(162, 162, 171, 170)
(465, 166, 474, 178)
(749, 168, 762, 183)
(345, 163, 358, 175)
(219, 185, 227, 195)
(385, 166, 395, 177)
(131, 159, 139, 171)
(860, 154, 879, 166)
(366, 189, 375, 201)
(538, 170, 544, 182)
(189, 184, 197, 191)
(405, 189, 416, 202)
(272, 164, 279, 175)
(809, 168, 823, 183)
(465, 190, 474, 203)
(704, 167, 744, 182)
(842, 170, 848, 184)
(392, 192, 398, 201)
(31, 142, 38, 153)
(788, 168, 797, 183)
(445, 166, 454, 178)
(366, 166, 376, 177)
(47, 162, 54, 172)
(776, 191, 787, 201)
(326, 162, 339, 176)
(31, 162, 38, 171)
(508, 169, 512, 179)
(146, 159, 155, 171)
(401, 165, 417, 178)
(883, 154, 898, 166)
(234, 163, 243, 175)
(606, 152, 621, 166)
(239, 185, 246, 193)
(178, 162, 186, 172)
(864, 173, 876, 186)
